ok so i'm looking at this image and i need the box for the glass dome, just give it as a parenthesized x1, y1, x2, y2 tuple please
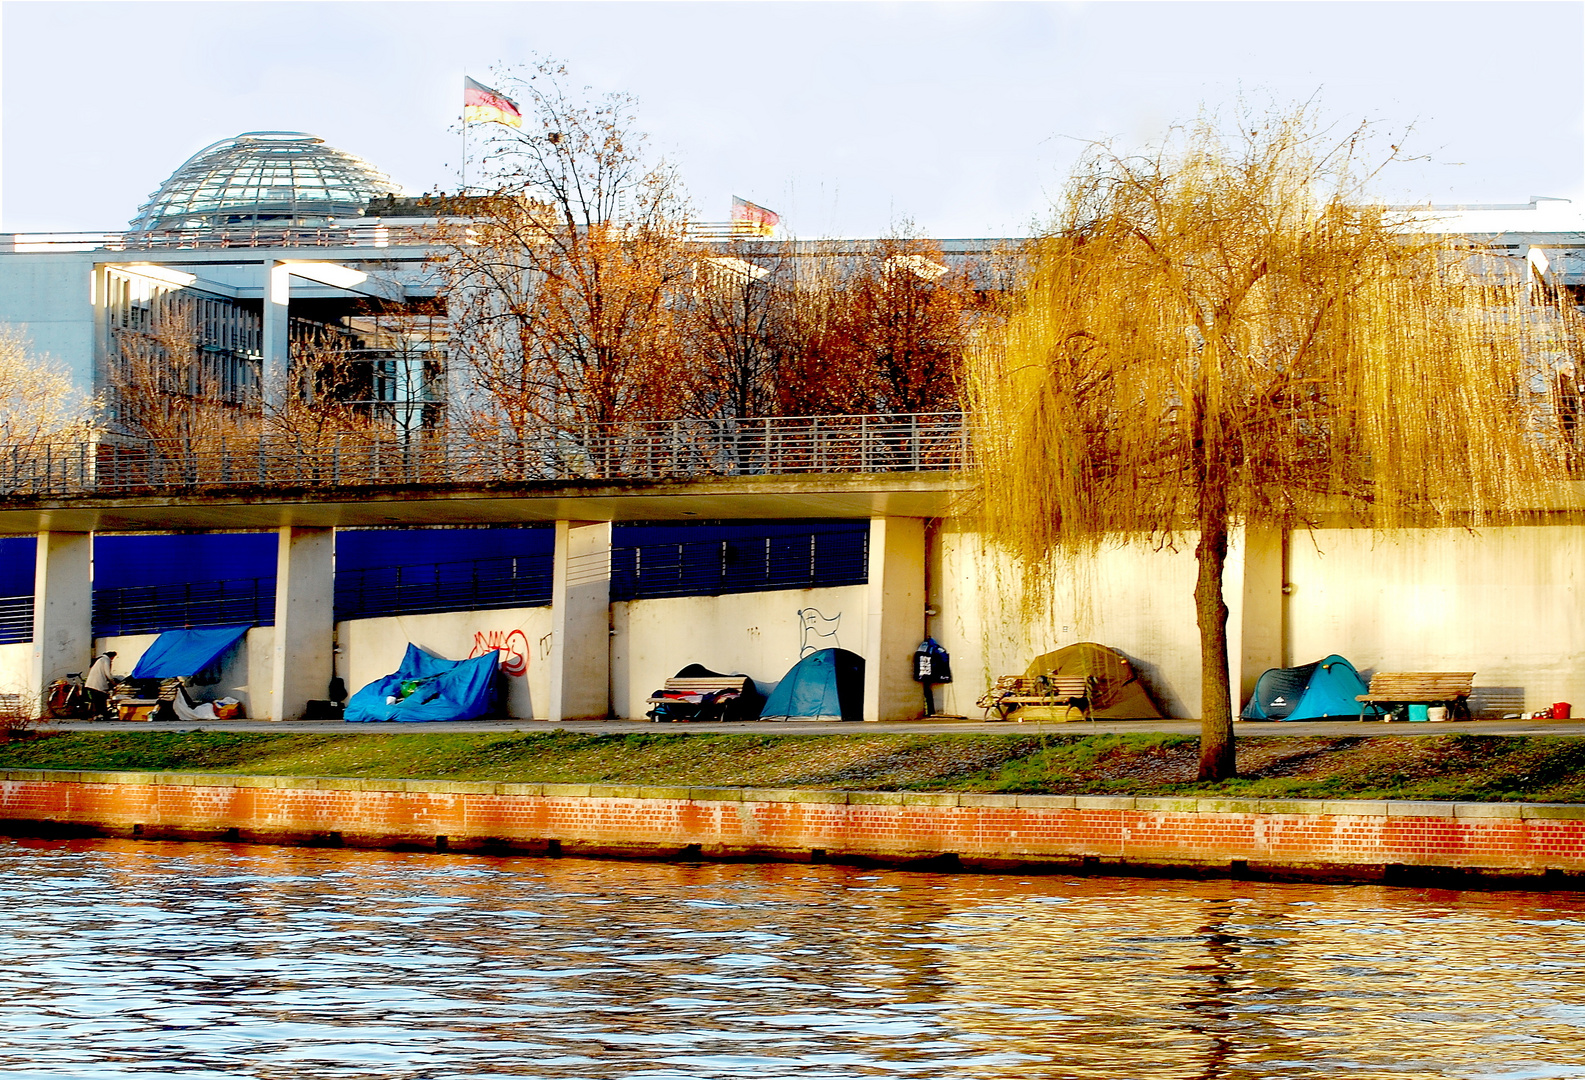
(129, 131, 396, 233)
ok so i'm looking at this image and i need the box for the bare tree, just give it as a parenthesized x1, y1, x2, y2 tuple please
(968, 107, 1575, 780)
(0, 326, 94, 489)
(438, 59, 694, 474)
(108, 292, 257, 449)
(777, 233, 976, 416)
(683, 241, 795, 420)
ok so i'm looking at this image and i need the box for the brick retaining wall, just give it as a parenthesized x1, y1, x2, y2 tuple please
(3, 770, 1584, 886)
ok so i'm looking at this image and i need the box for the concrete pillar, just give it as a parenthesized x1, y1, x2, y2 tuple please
(261, 260, 291, 414)
(30, 531, 92, 712)
(863, 516, 927, 722)
(1223, 525, 1286, 712)
(269, 526, 334, 721)
(547, 521, 611, 722)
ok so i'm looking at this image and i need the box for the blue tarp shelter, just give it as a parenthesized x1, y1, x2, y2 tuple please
(344, 644, 500, 723)
(130, 625, 251, 681)
(1241, 654, 1368, 721)
(760, 648, 865, 722)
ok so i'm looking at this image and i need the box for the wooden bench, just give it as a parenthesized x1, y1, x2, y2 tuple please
(977, 676, 1091, 722)
(646, 676, 756, 723)
(1357, 672, 1474, 721)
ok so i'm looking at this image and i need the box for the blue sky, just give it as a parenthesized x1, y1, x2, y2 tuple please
(3, 1, 1582, 236)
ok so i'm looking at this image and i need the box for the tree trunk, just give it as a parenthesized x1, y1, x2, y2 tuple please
(1195, 514, 1235, 781)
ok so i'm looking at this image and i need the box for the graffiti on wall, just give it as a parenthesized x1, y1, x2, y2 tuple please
(468, 629, 530, 677)
(797, 608, 841, 657)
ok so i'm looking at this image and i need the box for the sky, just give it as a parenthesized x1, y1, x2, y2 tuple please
(2, 1, 1582, 238)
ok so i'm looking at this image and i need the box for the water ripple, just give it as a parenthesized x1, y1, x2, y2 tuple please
(0, 837, 1582, 1077)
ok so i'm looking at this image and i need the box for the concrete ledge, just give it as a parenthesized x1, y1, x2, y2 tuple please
(1521, 804, 1585, 820)
(688, 787, 744, 803)
(747, 788, 850, 804)
(848, 791, 910, 806)
(902, 792, 961, 807)
(1388, 801, 1458, 818)
(1454, 802, 1527, 819)
(1134, 797, 1203, 813)
(1015, 795, 1076, 809)
(958, 793, 1021, 808)
(1323, 800, 1391, 817)
(1073, 796, 1136, 811)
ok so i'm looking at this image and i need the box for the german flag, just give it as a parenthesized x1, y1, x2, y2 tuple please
(731, 196, 780, 236)
(464, 77, 522, 128)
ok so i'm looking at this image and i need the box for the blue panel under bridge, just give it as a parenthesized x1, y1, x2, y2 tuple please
(0, 537, 34, 645)
(610, 521, 869, 602)
(93, 533, 277, 638)
(334, 526, 555, 622)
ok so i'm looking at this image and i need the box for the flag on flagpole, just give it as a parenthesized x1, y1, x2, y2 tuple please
(464, 77, 523, 128)
(731, 196, 780, 236)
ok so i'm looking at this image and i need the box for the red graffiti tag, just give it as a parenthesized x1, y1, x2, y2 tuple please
(469, 628, 530, 677)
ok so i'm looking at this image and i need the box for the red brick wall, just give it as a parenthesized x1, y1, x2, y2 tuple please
(1, 773, 1581, 884)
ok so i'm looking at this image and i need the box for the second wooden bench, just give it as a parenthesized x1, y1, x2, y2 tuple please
(1356, 671, 1475, 721)
(977, 676, 1091, 722)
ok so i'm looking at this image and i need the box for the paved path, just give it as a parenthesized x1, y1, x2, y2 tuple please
(46, 717, 1585, 737)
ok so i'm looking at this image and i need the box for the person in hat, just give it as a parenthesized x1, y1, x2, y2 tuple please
(84, 651, 117, 721)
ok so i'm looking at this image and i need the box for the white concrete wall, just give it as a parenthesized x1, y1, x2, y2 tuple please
(0, 643, 35, 708)
(0, 253, 96, 390)
(337, 605, 554, 720)
(931, 524, 1203, 718)
(1288, 526, 1585, 716)
(611, 585, 869, 720)
(95, 627, 275, 720)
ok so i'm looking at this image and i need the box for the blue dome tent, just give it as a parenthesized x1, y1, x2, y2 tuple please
(1241, 654, 1367, 721)
(761, 649, 865, 722)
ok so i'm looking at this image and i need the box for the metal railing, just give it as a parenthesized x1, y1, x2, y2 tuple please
(611, 529, 868, 602)
(0, 595, 32, 646)
(92, 577, 276, 638)
(335, 554, 555, 622)
(1, 225, 439, 253)
(0, 413, 968, 498)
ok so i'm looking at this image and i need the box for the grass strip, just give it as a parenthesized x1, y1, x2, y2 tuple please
(1, 730, 1584, 802)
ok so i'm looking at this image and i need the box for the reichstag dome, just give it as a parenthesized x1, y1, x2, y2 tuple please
(128, 131, 396, 233)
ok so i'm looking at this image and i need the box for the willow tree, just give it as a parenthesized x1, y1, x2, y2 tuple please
(969, 112, 1571, 780)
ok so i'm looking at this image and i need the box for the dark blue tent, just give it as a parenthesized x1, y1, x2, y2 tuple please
(761, 648, 865, 721)
(130, 626, 251, 681)
(1241, 654, 1367, 721)
(344, 644, 500, 723)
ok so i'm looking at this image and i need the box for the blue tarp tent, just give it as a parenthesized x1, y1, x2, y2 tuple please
(130, 626, 250, 680)
(344, 644, 500, 723)
(760, 648, 865, 721)
(1241, 654, 1367, 721)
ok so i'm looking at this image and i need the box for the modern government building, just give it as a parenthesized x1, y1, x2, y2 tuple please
(0, 131, 1581, 724)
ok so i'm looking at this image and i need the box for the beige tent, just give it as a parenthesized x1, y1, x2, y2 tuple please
(1024, 642, 1166, 720)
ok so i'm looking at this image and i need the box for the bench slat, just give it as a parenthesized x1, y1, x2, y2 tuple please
(1356, 671, 1474, 704)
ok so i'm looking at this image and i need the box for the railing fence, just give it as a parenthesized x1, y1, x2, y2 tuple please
(0, 413, 969, 497)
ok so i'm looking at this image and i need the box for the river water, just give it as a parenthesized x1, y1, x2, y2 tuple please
(2, 837, 1584, 1079)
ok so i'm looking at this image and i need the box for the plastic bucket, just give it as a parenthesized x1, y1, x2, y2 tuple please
(1553, 702, 1573, 719)
(1408, 704, 1429, 722)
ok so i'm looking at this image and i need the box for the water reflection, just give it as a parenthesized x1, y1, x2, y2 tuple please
(0, 838, 1582, 1078)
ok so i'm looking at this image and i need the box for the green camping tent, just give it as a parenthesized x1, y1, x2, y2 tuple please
(1025, 642, 1166, 720)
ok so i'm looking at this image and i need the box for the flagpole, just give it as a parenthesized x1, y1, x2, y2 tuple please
(461, 74, 468, 194)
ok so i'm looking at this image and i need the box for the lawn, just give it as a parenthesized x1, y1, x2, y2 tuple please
(1, 729, 1583, 802)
